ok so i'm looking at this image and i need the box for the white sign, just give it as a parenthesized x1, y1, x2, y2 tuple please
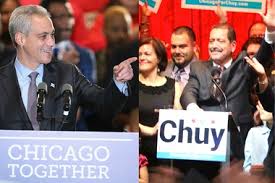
(157, 110, 228, 162)
(182, 0, 265, 13)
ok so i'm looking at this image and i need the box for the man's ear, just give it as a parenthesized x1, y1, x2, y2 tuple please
(231, 40, 237, 53)
(15, 32, 25, 46)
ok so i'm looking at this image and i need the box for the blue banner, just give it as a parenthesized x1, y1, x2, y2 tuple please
(0, 130, 138, 183)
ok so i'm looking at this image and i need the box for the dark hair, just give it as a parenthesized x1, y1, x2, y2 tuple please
(172, 26, 196, 42)
(241, 37, 263, 51)
(40, 0, 67, 9)
(0, 0, 20, 9)
(212, 24, 236, 42)
(139, 37, 168, 72)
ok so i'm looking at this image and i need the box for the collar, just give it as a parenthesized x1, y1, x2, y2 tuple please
(14, 57, 44, 80)
(173, 57, 197, 74)
(213, 58, 233, 69)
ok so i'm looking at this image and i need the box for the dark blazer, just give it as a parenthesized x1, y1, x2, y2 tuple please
(181, 40, 273, 140)
(258, 85, 274, 178)
(0, 59, 127, 131)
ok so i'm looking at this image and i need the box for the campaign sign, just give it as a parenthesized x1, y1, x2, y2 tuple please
(157, 110, 228, 162)
(0, 130, 138, 183)
(182, 0, 265, 13)
(139, 0, 162, 13)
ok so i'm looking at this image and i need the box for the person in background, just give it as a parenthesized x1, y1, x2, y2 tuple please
(0, 0, 18, 66)
(243, 101, 273, 173)
(0, 0, 19, 48)
(162, 26, 198, 90)
(244, 55, 274, 181)
(248, 22, 266, 38)
(97, 5, 133, 87)
(41, 0, 96, 83)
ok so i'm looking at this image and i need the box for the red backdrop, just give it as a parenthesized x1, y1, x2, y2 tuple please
(140, 0, 263, 60)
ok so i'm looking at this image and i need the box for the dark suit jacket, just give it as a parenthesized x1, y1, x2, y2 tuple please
(258, 85, 274, 178)
(179, 40, 273, 180)
(0, 59, 127, 131)
(181, 40, 273, 141)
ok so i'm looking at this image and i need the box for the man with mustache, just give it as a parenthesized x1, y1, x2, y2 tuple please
(162, 26, 198, 90)
(180, 4, 275, 180)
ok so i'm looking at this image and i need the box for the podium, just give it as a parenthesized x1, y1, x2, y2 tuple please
(0, 130, 138, 183)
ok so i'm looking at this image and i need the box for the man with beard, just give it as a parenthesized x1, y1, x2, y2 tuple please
(180, 19, 274, 180)
(162, 26, 198, 90)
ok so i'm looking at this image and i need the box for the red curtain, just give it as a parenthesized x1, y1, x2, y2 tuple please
(140, 0, 263, 60)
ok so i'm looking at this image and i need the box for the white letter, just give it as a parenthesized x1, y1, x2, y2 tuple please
(59, 164, 71, 178)
(94, 146, 109, 162)
(20, 164, 33, 178)
(34, 164, 47, 178)
(8, 144, 22, 160)
(48, 164, 59, 178)
(40, 145, 48, 161)
(71, 165, 85, 179)
(23, 145, 40, 160)
(63, 146, 78, 161)
(78, 146, 93, 161)
(49, 145, 62, 161)
(8, 164, 19, 177)
(86, 165, 96, 179)
(98, 165, 109, 179)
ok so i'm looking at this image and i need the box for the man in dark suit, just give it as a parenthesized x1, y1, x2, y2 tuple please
(180, 13, 274, 182)
(0, 5, 136, 131)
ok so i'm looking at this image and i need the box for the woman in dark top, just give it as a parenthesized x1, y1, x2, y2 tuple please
(139, 37, 182, 170)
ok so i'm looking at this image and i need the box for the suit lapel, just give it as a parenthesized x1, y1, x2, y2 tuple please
(0, 61, 32, 129)
(42, 62, 57, 120)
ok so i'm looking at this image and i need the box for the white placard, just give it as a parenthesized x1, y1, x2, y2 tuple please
(157, 110, 228, 162)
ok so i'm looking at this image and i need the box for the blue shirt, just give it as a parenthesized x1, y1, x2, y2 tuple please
(14, 58, 44, 111)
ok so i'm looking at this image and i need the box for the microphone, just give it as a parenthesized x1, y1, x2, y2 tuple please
(62, 84, 73, 117)
(37, 82, 47, 122)
(211, 67, 228, 110)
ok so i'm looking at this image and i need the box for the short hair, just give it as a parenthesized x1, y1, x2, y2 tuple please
(172, 26, 196, 42)
(241, 37, 263, 51)
(9, 5, 50, 47)
(139, 37, 168, 72)
(211, 23, 236, 42)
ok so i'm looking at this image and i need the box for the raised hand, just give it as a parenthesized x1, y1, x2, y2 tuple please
(260, 0, 275, 31)
(244, 56, 266, 80)
(215, 1, 227, 24)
